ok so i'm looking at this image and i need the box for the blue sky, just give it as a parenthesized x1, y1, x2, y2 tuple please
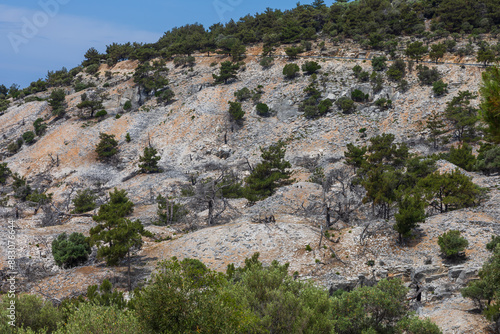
(0, 0, 306, 88)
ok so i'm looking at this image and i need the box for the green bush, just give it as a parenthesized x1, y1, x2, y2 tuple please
(260, 56, 274, 68)
(139, 146, 161, 173)
(438, 230, 469, 258)
(95, 133, 118, 162)
(283, 63, 300, 79)
(375, 98, 392, 110)
(387, 60, 406, 81)
(0, 162, 11, 184)
(358, 71, 370, 82)
(417, 65, 440, 85)
(52, 232, 91, 268)
(72, 188, 97, 213)
(0, 294, 63, 333)
(256, 102, 270, 116)
(85, 63, 100, 75)
(447, 143, 476, 171)
(352, 65, 362, 77)
(58, 303, 145, 334)
(33, 118, 47, 136)
(95, 109, 107, 118)
(123, 100, 132, 111)
(301, 61, 321, 75)
(351, 89, 369, 102)
(433, 80, 448, 96)
(476, 144, 500, 175)
(22, 131, 35, 144)
(372, 56, 387, 71)
(125, 133, 131, 143)
(234, 87, 252, 101)
(228, 101, 244, 122)
(8, 138, 24, 154)
(336, 97, 356, 114)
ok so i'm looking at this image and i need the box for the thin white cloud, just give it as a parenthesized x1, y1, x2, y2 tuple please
(0, 4, 161, 56)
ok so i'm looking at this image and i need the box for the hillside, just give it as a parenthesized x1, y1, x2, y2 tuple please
(1, 5, 500, 332)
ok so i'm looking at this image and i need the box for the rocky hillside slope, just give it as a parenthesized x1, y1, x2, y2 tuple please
(0, 43, 498, 333)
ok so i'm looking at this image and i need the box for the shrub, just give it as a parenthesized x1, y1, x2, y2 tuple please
(125, 133, 131, 143)
(259, 57, 274, 68)
(85, 63, 100, 75)
(0, 294, 63, 333)
(256, 103, 270, 116)
(352, 65, 362, 77)
(301, 61, 321, 75)
(123, 100, 132, 111)
(417, 65, 440, 85)
(8, 138, 23, 154)
(61, 303, 145, 334)
(72, 188, 97, 213)
(52, 232, 91, 268)
(139, 146, 162, 173)
(285, 46, 304, 59)
(283, 63, 300, 79)
(447, 143, 476, 171)
(22, 131, 35, 144)
(0, 162, 10, 184)
(33, 118, 47, 136)
(438, 230, 469, 258)
(48, 88, 67, 117)
(336, 97, 356, 114)
(476, 144, 500, 175)
(358, 71, 370, 82)
(228, 101, 244, 122)
(234, 87, 252, 101)
(375, 98, 392, 110)
(387, 60, 406, 81)
(372, 56, 387, 71)
(95, 109, 107, 118)
(156, 88, 175, 103)
(351, 89, 369, 102)
(433, 80, 448, 96)
(95, 133, 118, 162)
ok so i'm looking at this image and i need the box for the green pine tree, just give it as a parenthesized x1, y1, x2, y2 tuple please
(244, 140, 293, 202)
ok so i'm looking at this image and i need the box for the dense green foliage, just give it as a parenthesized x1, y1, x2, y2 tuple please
(0, 162, 11, 184)
(22, 131, 35, 144)
(336, 97, 356, 114)
(432, 79, 448, 96)
(90, 188, 152, 291)
(462, 239, 500, 324)
(445, 90, 479, 142)
(302, 61, 321, 75)
(33, 118, 47, 136)
(95, 133, 118, 162)
(283, 63, 300, 79)
(133, 60, 169, 95)
(480, 66, 500, 143)
(300, 81, 333, 118)
(213, 61, 240, 84)
(476, 144, 500, 175)
(438, 230, 469, 258)
(72, 188, 97, 213)
(52, 232, 91, 268)
(256, 102, 270, 117)
(228, 100, 245, 123)
(244, 140, 293, 202)
(447, 143, 476, 171)
(138, 146, 161, 173)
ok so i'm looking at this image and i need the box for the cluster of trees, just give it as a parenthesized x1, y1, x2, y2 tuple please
(75, 0, 500, 67)
(0, 253, 443, 334)
(344, 133, 485, 242)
